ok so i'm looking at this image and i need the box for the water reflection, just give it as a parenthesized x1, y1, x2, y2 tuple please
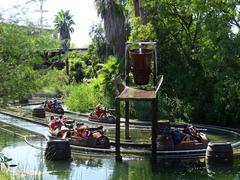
(2, 123, 240, 180)
(45, 159, 72, 180)
(74, 156, 103, 168)
(206, 161, 233, 178)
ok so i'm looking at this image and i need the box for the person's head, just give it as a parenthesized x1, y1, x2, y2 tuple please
(50, 116, 54, 120)
(59, 115, 63, 119)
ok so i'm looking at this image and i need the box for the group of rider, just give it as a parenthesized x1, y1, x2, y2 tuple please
(47, 102, 108, 138)
(44, 98, 60, 110)
(165, 124, 203, 145)
(90, 103, 108, 119)
(48, 115, 90, 139)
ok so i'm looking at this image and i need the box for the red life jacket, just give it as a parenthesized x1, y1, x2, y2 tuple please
(50, 120, 56, 129)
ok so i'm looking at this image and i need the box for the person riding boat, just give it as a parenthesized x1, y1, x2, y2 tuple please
(43, 98, 49, 108)
(52, 98, 59, 108)
(48, 116, 64, 136)
(48, 116, 55, 129)
(183, 124, 202, 142)
(59, 115, 65, 124)
(47, 101, 53, 109)
(171, 128, 182, 145)
(75, 123, 90, 138)
(91, 103, 107, 118)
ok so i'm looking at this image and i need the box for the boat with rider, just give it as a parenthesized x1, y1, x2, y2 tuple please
(157, 121, 209, 151)
(47, 117, 110, 149)
(88, 104, 116, 124)
(43, 98, 64, 114)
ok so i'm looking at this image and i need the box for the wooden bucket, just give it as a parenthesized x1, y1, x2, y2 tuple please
(206, 142, 233, 163)
(32, 108, 46, 118)
(129, 48, 153, 85)
(45, 140, 71, 160)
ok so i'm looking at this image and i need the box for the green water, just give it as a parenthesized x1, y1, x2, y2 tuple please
(1, 124, 240, 180)
(105, 128, 239, 144)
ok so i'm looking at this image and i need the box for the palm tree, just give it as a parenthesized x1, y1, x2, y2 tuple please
(54, 10, 75, 75)
(95, 0, 126, 60)
(54, 9, 75, 50)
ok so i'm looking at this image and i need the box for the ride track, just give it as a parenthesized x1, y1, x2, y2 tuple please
(1, 108, 240, 159)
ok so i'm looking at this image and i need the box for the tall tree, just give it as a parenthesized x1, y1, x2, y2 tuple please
(54, 10, 75, 75)
(133, 0, 145, 23)
(0, 24, 59, 105)
(95, 0, 126, 60)
(133, 0, 140, 17)
(54, 10, 75, 50)
(128, 0, 240, 124)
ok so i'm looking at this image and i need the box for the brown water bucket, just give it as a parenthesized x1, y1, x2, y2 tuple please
(45, 140, 71, 160)
(129, 48, 153, 85)
(32, 108, 46, 118)
(206, 142, 233, 163)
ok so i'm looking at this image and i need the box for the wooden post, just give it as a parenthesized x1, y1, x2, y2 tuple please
(125, 100, 130, 139)
(115, 98, 122, 161)
(151, 98, 158, 158)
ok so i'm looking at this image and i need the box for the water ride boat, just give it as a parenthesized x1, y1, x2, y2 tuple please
(48, 120, 110, 149)
(44, 105, 64, 114)
(88, 107, 116, 124)
(157, 121, 209, 151)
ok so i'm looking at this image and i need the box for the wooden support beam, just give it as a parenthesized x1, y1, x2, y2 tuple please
(115, 99, 122, 161)
(125, 100, 130, 139)
(151, 98, 158, 158)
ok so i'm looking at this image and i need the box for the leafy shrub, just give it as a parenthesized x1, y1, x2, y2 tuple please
(0, 23, 60, 105)
(39, 69, 70, 97)
(64, 83, 101, 112)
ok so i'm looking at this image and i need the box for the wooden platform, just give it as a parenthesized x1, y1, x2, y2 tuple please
(117, 87, 156, 100)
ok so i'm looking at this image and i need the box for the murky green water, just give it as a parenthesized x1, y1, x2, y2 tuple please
(105, 128, 240, 144)
(1, 123, 240, 180)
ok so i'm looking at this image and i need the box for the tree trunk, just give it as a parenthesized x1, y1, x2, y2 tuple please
(133, 0, 140, 17)
(139, 0, 147, 23)
(66, 58, 69, 75)
(103, 0, 126, 60)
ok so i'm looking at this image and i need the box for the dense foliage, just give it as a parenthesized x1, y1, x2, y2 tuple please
(0, 23, 60, 105)
(64, 55, 119, 112)
(127, 0, 240, 125)
(1, 2, 239, 127)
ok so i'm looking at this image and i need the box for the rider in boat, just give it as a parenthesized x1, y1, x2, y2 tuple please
(171, 128, 182, 145)
(47, 101, 53, 109)
(43, 98, 49, 108)
(59, 115, 65, 124)
(75, 123, 90, 138)
(91, 103, 107, 119)
(48, 116, 55, 129)
(183, 124, 202, 142)
(48, 116, 64, 136)
(52, 98, 59, 108)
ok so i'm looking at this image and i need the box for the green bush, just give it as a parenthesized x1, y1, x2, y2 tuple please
(64, 83, 101, 112)
(39, 69, 70, 97)
(0, 23, 60, 105)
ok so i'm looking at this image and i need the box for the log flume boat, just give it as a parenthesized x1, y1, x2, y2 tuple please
(48, 119, 110, 149)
